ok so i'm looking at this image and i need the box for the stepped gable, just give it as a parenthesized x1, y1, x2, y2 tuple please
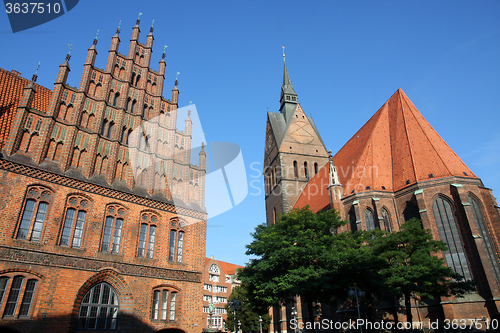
(0, 68, 52, 146)
(332, 88, 476, 196)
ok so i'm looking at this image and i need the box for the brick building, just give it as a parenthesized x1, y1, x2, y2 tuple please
(0, 19, 206, 333)
(264, 60, 500, 331)
(202, 257, 243, 332)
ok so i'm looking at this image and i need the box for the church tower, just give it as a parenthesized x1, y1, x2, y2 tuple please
(264, 54, 329, 225)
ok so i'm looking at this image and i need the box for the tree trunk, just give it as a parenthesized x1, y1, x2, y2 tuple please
(404, 293, 413, 327)
(307, 301, 315, 333)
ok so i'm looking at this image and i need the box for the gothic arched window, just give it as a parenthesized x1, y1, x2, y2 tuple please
(468, 195, 500, 284)
(364, 209, 375, 231)
(433, 197, 472, 280)
(381, 208, 391, 232)
(60, 196, 89, 248)
(293, 161, 298, 180)
(78, 283, 119, 330)
(137, 212, 158, 259)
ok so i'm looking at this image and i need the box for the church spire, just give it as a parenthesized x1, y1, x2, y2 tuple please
(279, 47, 298, 122)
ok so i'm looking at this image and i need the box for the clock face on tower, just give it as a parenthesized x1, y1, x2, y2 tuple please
(289, 121, 314, 144)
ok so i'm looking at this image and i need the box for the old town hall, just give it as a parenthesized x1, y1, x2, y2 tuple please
(0, 19, 206, 333)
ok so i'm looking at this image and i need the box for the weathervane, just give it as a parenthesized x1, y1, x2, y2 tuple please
(116, 20, 121, 33)
(163, 45, 168, 53)
(176, 71, 180, 80)
(95, 29, 99, 40)
(35, 62, 40, 75)
(282, 46, 285, 61)
(138, 12, 142, 20)
(68, 43, 73, 55)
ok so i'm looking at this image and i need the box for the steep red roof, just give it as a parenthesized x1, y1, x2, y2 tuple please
(294, 163, 330, 211)
(295, 88, 476, 210)
(0, 68, 52, 146)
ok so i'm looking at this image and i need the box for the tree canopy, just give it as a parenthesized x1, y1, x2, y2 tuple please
(240, 207, 474, 324)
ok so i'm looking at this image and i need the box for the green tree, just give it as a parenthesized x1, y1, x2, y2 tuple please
(225, 283, 271, 333)
(239, 206, 386, 323)
(370, 218, 475, 324)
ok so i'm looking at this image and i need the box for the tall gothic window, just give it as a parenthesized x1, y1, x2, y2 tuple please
(468, 195, 500, 284)
(168, 219, 185, 263)
(16, 186, 52, 242)
(78, 283, 119, 330)
(433, 197, 473, 280)
(293, 161, 298, 180)
(60, 196, 89, 248)
(381, 208, 391, 232)
(101, 205, 126, 254)
(349, 206, 357, 232)
(304, 162, 309, 179)
(364, 209, 375, 230)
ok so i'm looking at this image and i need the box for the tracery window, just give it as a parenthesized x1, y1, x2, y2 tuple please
(137, 212, 158, 259)
(60, 196, 90, 248)
(381, 208, 391, 232)
(101, 205, 126, 254)
(16, 186, 52, 242)
(364, 209, 375, 231)
(433, 197, 472, 280)
(468, 195, 500, 284)
(78, 282, 119, 330)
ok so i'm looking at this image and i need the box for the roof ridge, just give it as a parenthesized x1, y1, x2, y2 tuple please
(398, 90, 418, 185)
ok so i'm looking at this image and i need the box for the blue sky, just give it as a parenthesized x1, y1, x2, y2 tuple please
(1, 1, 499, 266)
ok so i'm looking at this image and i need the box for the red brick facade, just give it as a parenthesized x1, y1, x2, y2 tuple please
(0, 19, 206, 333)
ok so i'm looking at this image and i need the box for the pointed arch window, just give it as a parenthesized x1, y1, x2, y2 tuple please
(125, 98, 131, 112)
(468, 195, 500, 284)
(349, 206, 357, 232)
(364, 209, 375, 231)
(60, 196, 89, 248)
(100, 119, 108, 136)
(293, 161, 298, 180)
(112, 92, 120, 107)
(106, 122, 114, 139)
(381, 208, 391, 232)
(78, 282, 119, 330)
(433, 197, 472, 280)
(314, 162, 319, 175)
(304, 162, 309, 179)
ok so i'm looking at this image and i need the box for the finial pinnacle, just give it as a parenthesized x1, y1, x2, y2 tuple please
(282, 46, 285, 62)
(116, 20, 121, 34)
(188, 109, 192, 116)
(32, 62, 40, 82)
(136, 12, 142, 24)
(93, 29, 99, 45)
(68, 43, 73, 55)
(150, 19, 155, 32)
(201, 142, 205, 149)
(176, 71, 180, 81)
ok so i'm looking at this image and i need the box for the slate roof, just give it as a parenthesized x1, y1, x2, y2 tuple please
(294, 88, 477, 210)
